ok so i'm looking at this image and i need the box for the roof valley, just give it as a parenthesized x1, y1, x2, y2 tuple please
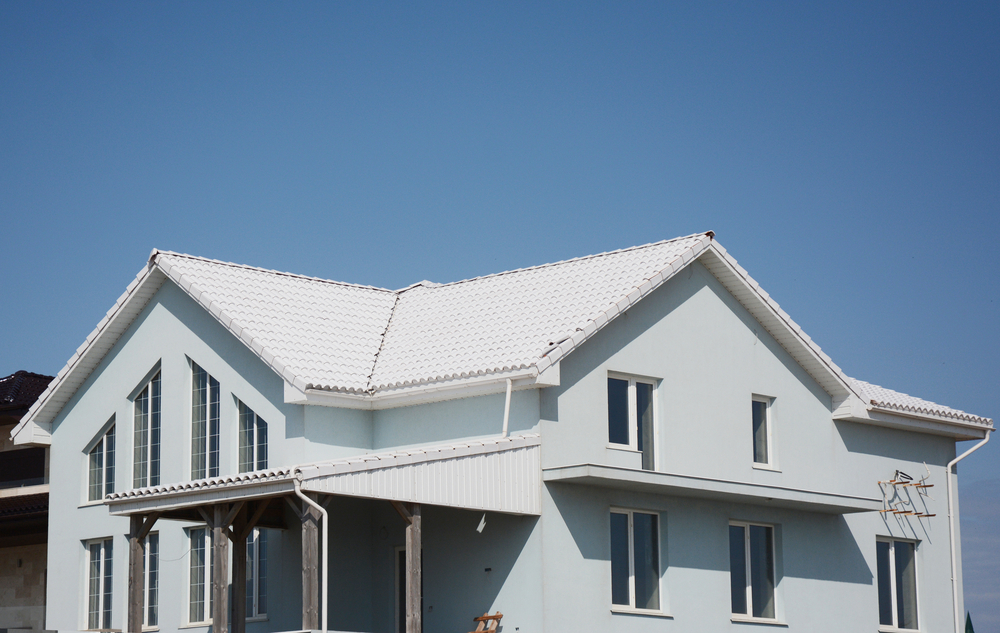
(365, 293, 401, 394)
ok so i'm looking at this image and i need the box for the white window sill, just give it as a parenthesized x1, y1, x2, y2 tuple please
(607, 444, 640, 453)
(752, 464, 781, 472)
(179, 623, 211, 630)
(879, 627, 920, 633)
(78, 500, 107, 509)
(732, 615, 788, 626)
(611, 607, 673, 618)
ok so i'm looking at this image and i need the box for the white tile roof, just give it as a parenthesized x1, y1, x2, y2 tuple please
(850, 379, 992, 427)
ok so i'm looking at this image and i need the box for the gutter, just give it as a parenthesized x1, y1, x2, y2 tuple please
(947, 429, 991, 633)
(294, 476, 328, 633)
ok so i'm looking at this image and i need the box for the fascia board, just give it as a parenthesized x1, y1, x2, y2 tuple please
(834, 407, 992, 441)
(284, 368, 544, 410)
(10, 265, 167, 445)
(696, 244, 860, 403)
(106, 479, 297, 515)
(543, 464, 882, 514)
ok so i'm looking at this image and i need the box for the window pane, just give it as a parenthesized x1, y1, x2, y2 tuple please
(608, 378, 630, 445)
(150, 373, 161, 486)
(208, 377, 220, 477)
(876, 541, 893, 626)
(895, 541, 918, 630)
(730, 525, 748, 614)
(190, 530, 205, 623)
(239, 402, 254, 473)
(146, 534, 159, 627)
(752, 400, 768, 464)
(89, 444, 103, 502)
(632, 512, 660, 610)
(610, 512, 630, 606)
(749, 525, 775, 619)
(191, 365, 207, 479)
(256, 417, 268, 470)
(257, 530, 267, 615)
(105, 426, 115, 496)
(636, 382, 654, 470)
(134, 388, 148, 488)
(88, 543, 101, 629)
(102, 540, 113, 630)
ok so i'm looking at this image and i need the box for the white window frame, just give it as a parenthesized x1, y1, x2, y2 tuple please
(86, 421, 116, 503)
(607, 373, 660, 470)
(190, 360, 221, 480)
(751, 395, 775, 469)
(610, 507, 664, 615)
(187, 527, 213, 626)
(143, 532, 158, 630)
(877, 537, 920, 632)
(237, 399, 268, 473)
(133, 372, 161, 489)
(246, 528, 268, 620)
(84, 537, 113, 631)
(729, 520, 778, 623)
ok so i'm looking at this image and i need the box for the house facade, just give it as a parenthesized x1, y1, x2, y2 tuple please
(10, 232, 992, 633)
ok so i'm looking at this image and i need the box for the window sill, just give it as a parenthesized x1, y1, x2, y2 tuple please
(752, 464, 781, 472)
(611, 607, 673, 619)
(879, 627, 919, 633)
(179, 623, 211, 630)
(246, 616, 268, 623)
(732, 615, 788, 626)
(607, 444, 640, 453)
(78, 500, 107, 509)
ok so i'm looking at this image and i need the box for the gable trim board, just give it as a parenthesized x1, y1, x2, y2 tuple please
(106, 433, 541, 516)
(12, 234, 991, 446)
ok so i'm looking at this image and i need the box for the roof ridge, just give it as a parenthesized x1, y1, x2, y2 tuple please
(150, 249, 397, 294)
(393, 232, 714, 292)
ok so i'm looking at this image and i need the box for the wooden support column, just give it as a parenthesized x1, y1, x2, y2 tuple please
(405, 504, 422, 633)
(127, 513, 159, 633)
(230, 504, 248, 633)
(212, 505, 230, 633)
(301, 496, 321, 631)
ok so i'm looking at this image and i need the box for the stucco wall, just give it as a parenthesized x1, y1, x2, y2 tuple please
(0, 543, 46, 631)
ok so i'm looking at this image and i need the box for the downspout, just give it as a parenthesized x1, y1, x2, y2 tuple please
(294, 476, 328, 633)
(501, 378, 512, 438)
(947, 430, 991, 633)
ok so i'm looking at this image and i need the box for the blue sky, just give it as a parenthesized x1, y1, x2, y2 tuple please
(2, 1, 998, 625)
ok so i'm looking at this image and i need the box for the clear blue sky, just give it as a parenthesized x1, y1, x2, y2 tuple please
(2, 1, 998, 625)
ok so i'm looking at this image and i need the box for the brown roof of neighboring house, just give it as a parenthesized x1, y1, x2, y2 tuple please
(0, 371, 53, 418)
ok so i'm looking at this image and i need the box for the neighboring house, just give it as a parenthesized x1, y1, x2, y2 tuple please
(10, 232, 993, 633)
(1, 370, 54, 632)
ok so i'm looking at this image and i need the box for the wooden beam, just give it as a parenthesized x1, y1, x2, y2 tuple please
(231, 504, 248, 633)
(284, 494, 304, 518)
(239, 499, 271, 542)
(197, 506, 213, 527)
(391, 500, 412, 524)
(127, 515, 145, 633)
(301, 496, 321, 631)
(212, 505, 229, 633)
(222, 501, 246, 530)
(405, 503, 422, 633)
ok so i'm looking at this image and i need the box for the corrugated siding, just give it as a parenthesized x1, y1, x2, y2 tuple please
(302, 443, 541, 515)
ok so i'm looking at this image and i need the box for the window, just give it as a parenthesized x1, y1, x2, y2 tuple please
(191, 362, 220, 479)
(133, 372, 161, 488)
(751, 396, 772, 466)
(730, 522, 775, 620)
(189, 527, 213, 624)
(246, 529, 268, 619)
(877, 538, 918, 630)
(610, 509, 661, 612)
(238, 401, 268, 473)
(88, 425, 115, 502)
(143, 533, 159, 628)
(86, 538, 113, 630)
(608, 375, 656, 470)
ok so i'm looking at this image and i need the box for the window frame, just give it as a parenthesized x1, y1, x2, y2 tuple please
(143, 532, 159, 629)
(133, 371, 161, 489)
(877, 537, 920, 632)
(237, 399, 268, 473)
(729, 520, 778, 623)
(609, 507, 665, 615)
(84, 537, 114, 631)
(751, 395, 775, 469)
(246, 528, 268, 620)
(86, 421, 116, 503)
(607, 372, 660, 471)
(187, 526, 214, 626)
(190, 360, 221, 480)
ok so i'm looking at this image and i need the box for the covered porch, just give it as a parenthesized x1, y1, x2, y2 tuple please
(106, 434, 540, 633)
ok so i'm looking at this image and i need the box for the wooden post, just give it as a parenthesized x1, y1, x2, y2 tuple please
(212, 505, 229, 633)
(127, 515, 145, 633)
(405, 504, 422, 633)
(301, 498, 321, 631)
(230, 504, 248, 633)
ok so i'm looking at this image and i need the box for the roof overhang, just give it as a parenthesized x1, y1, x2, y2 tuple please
(108, 434, 541, 517)
(543, 464, 882, 515)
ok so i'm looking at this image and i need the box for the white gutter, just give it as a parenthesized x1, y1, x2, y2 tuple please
(947, 430, 991, 633)
(501, 378, 512, 438)
(294, 476, 328, 633)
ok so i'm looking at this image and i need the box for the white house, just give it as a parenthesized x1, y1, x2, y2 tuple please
(11, 231, 992, 633)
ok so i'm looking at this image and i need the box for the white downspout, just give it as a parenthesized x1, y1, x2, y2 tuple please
(501, 378, 512, 438)
(947, 430, 991, 633)
(294, 476, 328, 633)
